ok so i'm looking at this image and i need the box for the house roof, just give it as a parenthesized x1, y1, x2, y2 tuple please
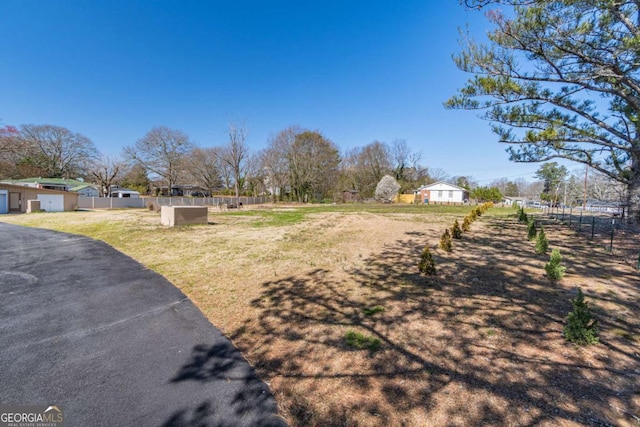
(70, 184, 98, 192)
(0, 182, 78, 195)
(3, 177, 87, 187)
(111, 188, 140, 194)
(415, 181, 469, 192)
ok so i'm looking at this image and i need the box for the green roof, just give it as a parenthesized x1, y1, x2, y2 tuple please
(70, 184, 98, 192)
(4, 177, 87, 187)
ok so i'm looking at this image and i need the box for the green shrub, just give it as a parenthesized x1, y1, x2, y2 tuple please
(452, 219, 462, 238)
(462, 216, 472, 232)
(418, 246, 437, 276)
(535, 227, 549, 254)
(527, 220, 537, 241)
(345, 330, 381, 351)
(563, 288, 598, 345)
(439, 229, 453, 252)
(545, 248, 566, 280)
(518, 207, 528, 223)
(474, 207, 482, 217)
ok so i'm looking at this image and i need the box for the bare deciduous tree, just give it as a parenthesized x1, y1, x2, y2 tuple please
(19, 124, 98, 178)
(218, 121, 249, 202)
(124, 126, 193, 193)
(187, 147, 223, 196)
(261, 127, 298, 202)
(288, 130, 340, 202)
(89, 154, 125, 196)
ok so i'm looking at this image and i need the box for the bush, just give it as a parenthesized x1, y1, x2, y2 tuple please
(418, 246, 437, 276)
(545, 248, 566, 280)
(563, 288, 598, 345)
(439, 229, 453, 252)
(474, 207, 483, 217)
(527, 220, 537, 241)
(535, 227, 549, 254)
(518, 207, 528, 223)
(452, 219, 462, 238)
(462, 216, 472, 232)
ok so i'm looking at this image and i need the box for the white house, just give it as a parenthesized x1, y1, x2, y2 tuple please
(415, 182, 469, 205)
(70, 183, 100, 197)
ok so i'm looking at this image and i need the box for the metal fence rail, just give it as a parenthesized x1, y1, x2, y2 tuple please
(541, 206, 640, 268)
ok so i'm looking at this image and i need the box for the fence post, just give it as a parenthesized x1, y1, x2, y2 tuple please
(591, 216, 595, 240)
(578, 210, 583, 231)
(561, 206, 565, 222)
(610, 219, 615, 253)
(569, 207, 573, 226)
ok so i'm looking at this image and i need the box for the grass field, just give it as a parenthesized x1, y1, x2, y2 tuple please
(2, 204, 639, 426)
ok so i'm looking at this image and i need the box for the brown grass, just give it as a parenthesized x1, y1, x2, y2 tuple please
(3, 206, 639, 426)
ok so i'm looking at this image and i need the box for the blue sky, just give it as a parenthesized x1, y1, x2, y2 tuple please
(0, 0, 544, 184)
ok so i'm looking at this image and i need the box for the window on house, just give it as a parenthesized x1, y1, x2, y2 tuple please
(438, 191, 442, 197)
(449, 191, 453, 198)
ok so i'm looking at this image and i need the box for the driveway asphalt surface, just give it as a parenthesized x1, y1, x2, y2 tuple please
(0, 222, 287, 427)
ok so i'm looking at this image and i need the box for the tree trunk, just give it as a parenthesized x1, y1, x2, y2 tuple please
(627, 173, 640, 225)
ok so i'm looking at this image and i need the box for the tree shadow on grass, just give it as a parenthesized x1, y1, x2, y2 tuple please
(231, 216, 640, 426)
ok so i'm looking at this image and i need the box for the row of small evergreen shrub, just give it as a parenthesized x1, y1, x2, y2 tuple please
(419, 202, 494, 276)
(520, 209, 598, 345)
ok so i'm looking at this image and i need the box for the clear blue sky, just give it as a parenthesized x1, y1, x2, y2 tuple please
(0, 0, 544, 184)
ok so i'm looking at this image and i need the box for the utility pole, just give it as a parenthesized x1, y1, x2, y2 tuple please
(582, 165, 588, 210)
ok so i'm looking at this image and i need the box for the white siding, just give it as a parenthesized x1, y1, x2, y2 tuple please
(37, 194, 64, 212)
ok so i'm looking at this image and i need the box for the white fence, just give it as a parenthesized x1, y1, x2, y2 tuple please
(78, 196, 269, 210)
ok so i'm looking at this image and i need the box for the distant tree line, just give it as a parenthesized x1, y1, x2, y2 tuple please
(0, 121, 624, 204)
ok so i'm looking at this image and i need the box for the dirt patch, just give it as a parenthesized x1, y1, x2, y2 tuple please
(228, 213, 639, 426)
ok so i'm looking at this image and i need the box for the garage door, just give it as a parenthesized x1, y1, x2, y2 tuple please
(0, 191, 7, 214)
(37, 194, 64, 212)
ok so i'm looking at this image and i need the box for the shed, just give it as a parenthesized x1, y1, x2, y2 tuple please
(0, 183, 79, 213)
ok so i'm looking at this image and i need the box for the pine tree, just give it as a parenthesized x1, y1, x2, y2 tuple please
(535, 227, 549, 254)
(563, 288, 598, 345)
(545, 248, 566, 280)
(527, 220, 537, 241)
(418, 246, 437, 276)
(452, 219, 462, 238)
(439, 229, 453, 252)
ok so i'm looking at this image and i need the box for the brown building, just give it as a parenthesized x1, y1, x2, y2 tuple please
(0, 183, 79, 214)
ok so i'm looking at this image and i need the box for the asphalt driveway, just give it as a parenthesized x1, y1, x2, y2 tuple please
(0, 222, 286, 427)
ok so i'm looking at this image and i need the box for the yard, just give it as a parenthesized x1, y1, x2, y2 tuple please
(2, 204, 638, 426)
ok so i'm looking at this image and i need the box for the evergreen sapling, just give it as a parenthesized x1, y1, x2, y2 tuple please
(545, 248, 566, 280)
(527, 220, 537, 241)
(462, 216, 472, 232)
(535, 227, 549, 254)
(452, 219, 462, 239)
(439, 229, 453, 252)
(563, 288, 598, 345)
(418, 246, 437, 276)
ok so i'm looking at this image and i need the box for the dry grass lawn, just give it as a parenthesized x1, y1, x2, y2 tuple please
(2, 204, 639, 426)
